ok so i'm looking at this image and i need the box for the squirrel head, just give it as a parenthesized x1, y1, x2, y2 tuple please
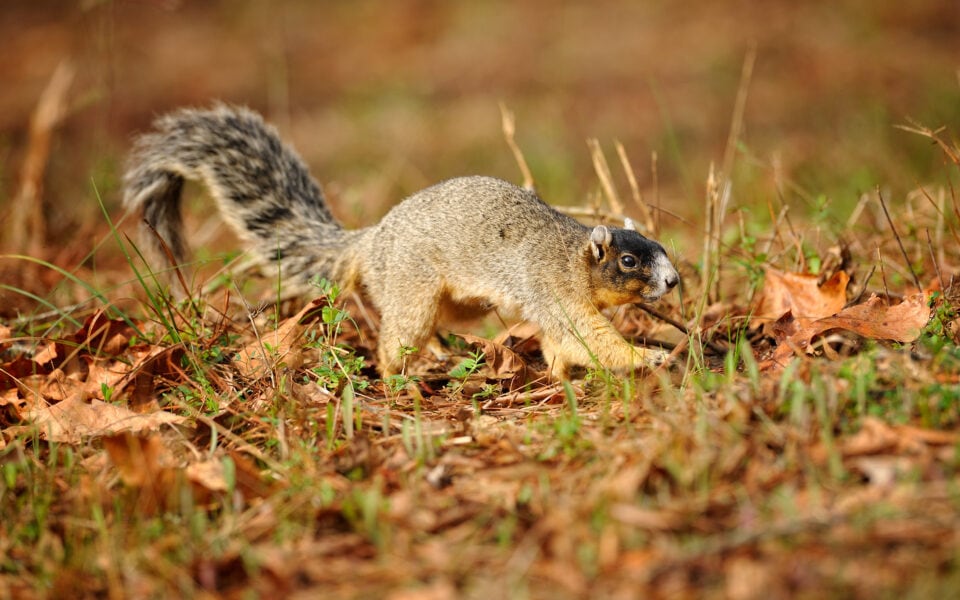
(586, 219, 679, 308)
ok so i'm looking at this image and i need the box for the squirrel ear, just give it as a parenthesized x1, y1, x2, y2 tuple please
(590, 225, 613, 261)
(624, 217, 637, 231)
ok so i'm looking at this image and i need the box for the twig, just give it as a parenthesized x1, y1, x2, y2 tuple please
(499, 103, 536, 191)
(848, 265, 876, 307)
(636, 303, 728, 356)
(877, 246, 890, 298)
(8, 61, 75, 256)
(895, 121, 960, 167)
(588, 138, 625, 216)
(926, 229, 943, 291)
(720, 46, 756, 182)
(141, 220, 196, 305)
(614, 141, 655, 233)
(702, 163, 721, 302)
(877, 187, 923, 291)
(557, 205, 689, 228)
(651, 151, 660, 236)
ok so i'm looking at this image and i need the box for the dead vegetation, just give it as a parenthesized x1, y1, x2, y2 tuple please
(3, 2, 960, 598)
(2, 132, 959, 596)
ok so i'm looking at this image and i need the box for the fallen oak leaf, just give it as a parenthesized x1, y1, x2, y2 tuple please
(187, 451, 281, 500)
(103, 432, 171, 487)
(25, 394, 187, 443)
(753, 269, 850, 335)
(0, 355, 51, 391)
(103, 433, 190, 514)
(115, 344, 187, 410)
(815, 293, 930, 342)
(235, 297, 327, 379)
(457, 333, 528, 387)
(765, 293, 930, 368)
(70, 309, 138, 357)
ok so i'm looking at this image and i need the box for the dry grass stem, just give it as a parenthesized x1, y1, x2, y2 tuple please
(588, 138, 626, 216)
(615, 141, 656, 233)
(499, 102, 536, 192)
(8, 61, 75, 256)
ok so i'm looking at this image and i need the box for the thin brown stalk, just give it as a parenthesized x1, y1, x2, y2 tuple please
(140, 221, 196, 305)
(877, 187, 923, 291)
(721, 45, 756, 186)
(702, 163, 721, 303)
(651, 151, 660, 235)
(636, 303, 727, 356)
(896, 121, 960, 166)
(614, 141, 655, 233)
(926, 229, 943, 291)
(848, 265, 877, 307)
(588, 138, 625, 216)
(877, 246, 890, 298)
(8, 61, 75, 256)
(499, 103, 536, 191)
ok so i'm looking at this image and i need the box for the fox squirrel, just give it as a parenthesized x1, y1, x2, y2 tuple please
(124, 105, 679, 378)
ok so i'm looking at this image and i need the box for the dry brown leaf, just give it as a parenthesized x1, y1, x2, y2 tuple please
(0, 356, 50, 392)
(234, 298, 327, 378)
(26, 395, 186, 443)
(32, 341, 62, 367)
(725, 556, 774, 600)
(185, 453, 278, 499)
(70, 310, 138, 357)
(492, 321, 542, 355)
(753, 269, 849, 335)
(228, 450, 281, 498)
(185, 459, 230, 492)
(814, 293, 930, 342)
(457, 333, 528, 386)
(116, 344, 187, 409)
(765, 293, 930, 368)
(82, 358, 134, 400)
(102, 432, 185, 514)
(0, 388, 25, 425)
(608, 503, 684, 531)
(841, 417, 900, 456)
(102, 433, 170, 487)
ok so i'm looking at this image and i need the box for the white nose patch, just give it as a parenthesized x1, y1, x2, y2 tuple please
(648, 253, 679, 300)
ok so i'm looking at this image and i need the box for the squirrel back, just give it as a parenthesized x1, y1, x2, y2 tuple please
(124, 106, 679, 378)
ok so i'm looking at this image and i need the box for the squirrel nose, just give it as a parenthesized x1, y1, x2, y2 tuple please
(664, 270, 679, 290)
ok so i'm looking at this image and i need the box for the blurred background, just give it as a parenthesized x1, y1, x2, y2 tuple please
(1, 0, 958, 276)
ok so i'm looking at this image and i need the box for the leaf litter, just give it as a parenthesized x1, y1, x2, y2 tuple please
(2, 251, 959, 598)
(3, 158, 960, 600)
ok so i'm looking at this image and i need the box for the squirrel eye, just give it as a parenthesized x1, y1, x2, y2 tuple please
(620, 254, 637, 269)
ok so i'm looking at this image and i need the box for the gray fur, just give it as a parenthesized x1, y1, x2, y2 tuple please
(124, 104, 361, 289)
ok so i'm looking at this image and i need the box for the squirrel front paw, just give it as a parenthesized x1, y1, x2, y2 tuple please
(632, 345, 670, 368)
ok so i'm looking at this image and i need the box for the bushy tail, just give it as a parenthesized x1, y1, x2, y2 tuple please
(123, 104, 350, 286)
